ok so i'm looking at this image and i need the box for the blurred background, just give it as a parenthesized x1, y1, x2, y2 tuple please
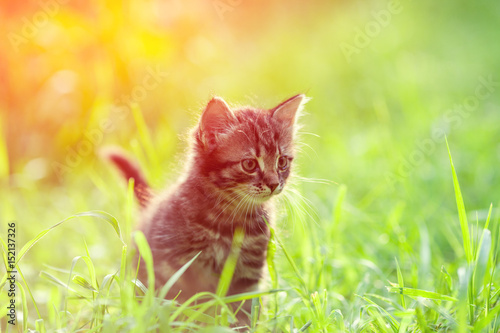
(1, 0, 499, 327)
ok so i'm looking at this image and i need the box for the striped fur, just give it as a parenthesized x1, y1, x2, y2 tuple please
(108, 94, 306, 324)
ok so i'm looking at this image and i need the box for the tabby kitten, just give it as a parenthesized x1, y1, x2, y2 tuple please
(107, 94, 306, 321)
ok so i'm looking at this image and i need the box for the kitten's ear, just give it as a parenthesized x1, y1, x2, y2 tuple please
(199, 97, 235, 149)
(200, 96, 235, 134)
(271, 94, 306, 127)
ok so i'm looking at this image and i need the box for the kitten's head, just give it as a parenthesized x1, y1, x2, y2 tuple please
(194, 95, 306, 202)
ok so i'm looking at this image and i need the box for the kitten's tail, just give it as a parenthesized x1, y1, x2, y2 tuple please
(100, 147, 153, 208)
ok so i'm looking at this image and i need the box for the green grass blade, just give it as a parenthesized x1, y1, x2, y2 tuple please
(251, 298, 260, 328)
(415, 297, 457, 327)
(415, 305, 428, 332)
(266, 227, 278, 290)
(181, 308, 216, 324)
(16, 264, 42, 319)
(184, 288, 285, 311)
(447, 138, 476, 327)
(266, 225, 278, 318)
(474, 303, 500, 332)
(330, 309, 346, 331)
(119, 244, 127, 287)
(16, 229, 52, 265)
(221, 288, 285, 304)
(359, 295, 399, 331)
(364, 293, 402, 310)
(398, 315, 413, 333)
(395, 258, 406, 309)
(36, 319, 46, 333)
(16, 211, 123, 265)
(40, 271, 76, 292)
(477, 204, 493, 318)
(169, 291, 232, 323)
(133, 231, 154, 298)
(486, 205, 499, 319)
(72, 275, 98, 292)
(298, 320, 312, 331)
(15, 281, 28, 332)
(100, 273, 118, 295)
(387, 286, 458, 302)
(74, 211, 123, 244)
(266, 218, 308, 297)
(68, 256, 99, 293)
(125, 178, 135, 243)
(440, 266, 453, 292)
(473, 229, 491, 302)
(457, 266, 471, 332)
(159, 251, 201, 299)
(131, 277, 148, 294)
(446, 138, 473, 264)
(216, 228, 244, 297)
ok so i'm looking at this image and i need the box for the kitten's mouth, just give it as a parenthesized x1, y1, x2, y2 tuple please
(245, 194, 269, 202)
(239, 192, 273, 203)
(272, 188, 283, 195)
(234, 188, 281, 202)
(255, 191, 279, 201)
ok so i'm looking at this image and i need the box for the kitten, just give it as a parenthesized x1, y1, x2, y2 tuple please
(105, 94, 306, 323)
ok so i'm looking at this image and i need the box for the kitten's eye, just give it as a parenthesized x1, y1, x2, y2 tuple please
(241, 159, 258, 172)
(278, 156, 289, 170)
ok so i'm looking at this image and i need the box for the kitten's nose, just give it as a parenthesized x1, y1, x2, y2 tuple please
(268, 183, 279, 193)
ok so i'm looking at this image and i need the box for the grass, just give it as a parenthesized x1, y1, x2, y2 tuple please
(1, 134, 499, 332)
(1, 0, 500, 331)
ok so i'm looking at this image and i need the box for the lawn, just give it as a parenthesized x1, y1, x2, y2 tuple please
(1, 0, 499, 331)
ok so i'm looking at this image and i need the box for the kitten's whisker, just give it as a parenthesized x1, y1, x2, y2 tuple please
(282, 191, 307, 233)
(280, 191, 298, 234)
(228, 192, 250, 231)
(297, 131, 320, 138)
(292, 175, 336, 185)
(287, 187, 317, 212)
(256, 198, 268, 235)
(243, 194, 256, 220)
(294, 146, 313, 161)
(242, 195, 253, 229)
(280, 187, 317, 231)
(214, 191, 227, 207)
(296, 141, 318, 158)
(244, 195, 252, 220)
(213, 191, 241, 223)
(236, 193, 254, 231)
(285, 188, 320, 227)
